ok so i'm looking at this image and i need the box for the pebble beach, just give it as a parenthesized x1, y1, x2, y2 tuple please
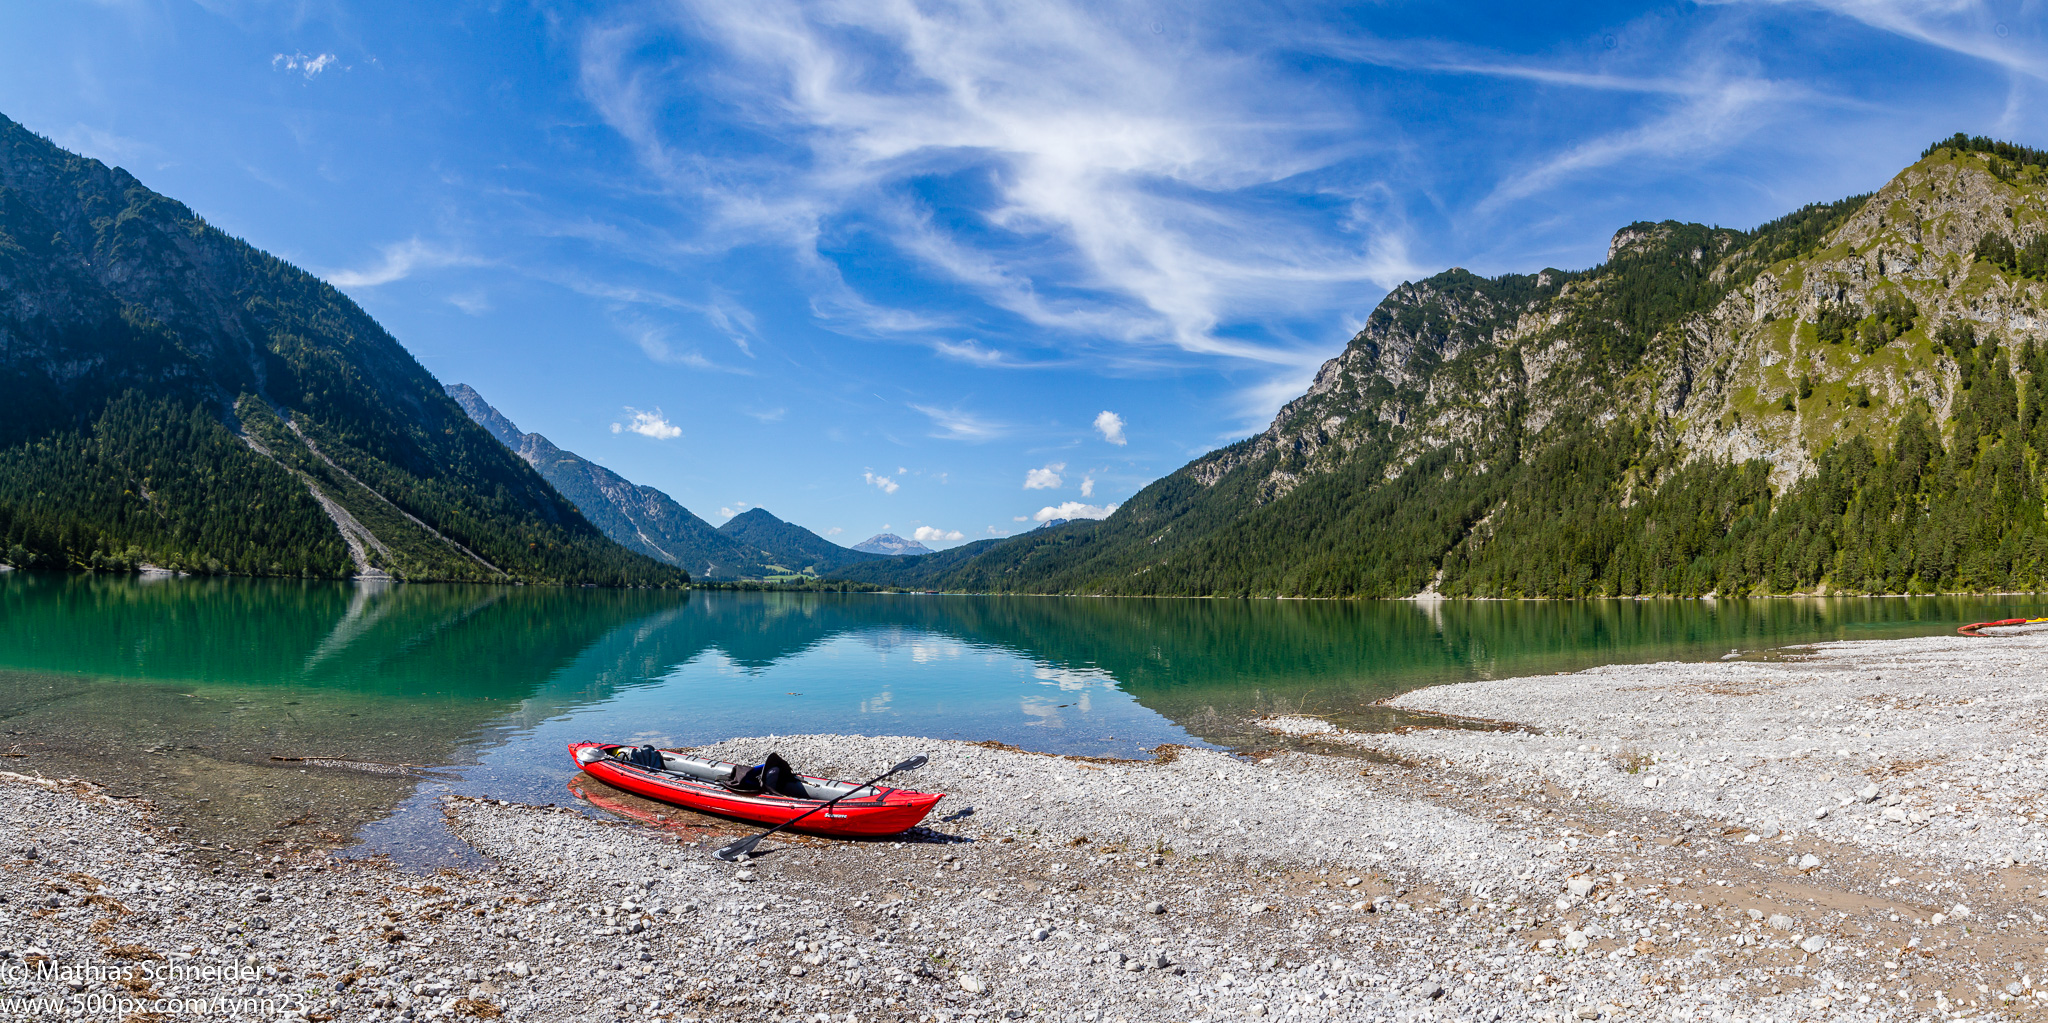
(4, 627, 2048, 1022)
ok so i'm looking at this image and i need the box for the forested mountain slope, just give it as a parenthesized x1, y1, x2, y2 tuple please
(0, 114, 682, 585)
(447, 384, 774, 579)
(716, 509, 883, 576)
(839, 136, 2048, 597)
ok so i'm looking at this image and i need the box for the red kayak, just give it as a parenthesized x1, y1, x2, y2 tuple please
(568, 742, 943, 837)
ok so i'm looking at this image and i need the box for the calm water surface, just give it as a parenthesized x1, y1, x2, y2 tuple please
(0, 571, 2036, 864)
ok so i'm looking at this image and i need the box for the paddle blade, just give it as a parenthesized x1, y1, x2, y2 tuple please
(894, 755, 929, 773)
(712, 836, 759, 862)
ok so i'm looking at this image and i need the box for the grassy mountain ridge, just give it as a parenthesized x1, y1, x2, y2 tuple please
(0, 113, 683, 585)
(840, 138, 2048, 596)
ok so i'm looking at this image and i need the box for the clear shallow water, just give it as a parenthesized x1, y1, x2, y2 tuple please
(0, 570, 2039, 864)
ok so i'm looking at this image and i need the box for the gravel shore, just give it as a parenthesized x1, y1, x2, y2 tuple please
(1, 630, 2043, 1021)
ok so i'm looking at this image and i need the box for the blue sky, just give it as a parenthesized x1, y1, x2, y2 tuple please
(2, 1, 2041, 549)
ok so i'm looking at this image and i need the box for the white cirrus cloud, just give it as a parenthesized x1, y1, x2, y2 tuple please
(577, 2, 1418, 371)
(825, 526, 844, 536)
(611, 408, 682, 440)
(909, 404, 1005, 441)
(913, 526, 964, 543)
(1034, 501, 1118, 522)
(326, 238, 479, 288)
(272, 52, 340, 79)
(1024, 463, 1066, 490)
(1093, 410, 1127, 446)
(863, 471, 901, 494)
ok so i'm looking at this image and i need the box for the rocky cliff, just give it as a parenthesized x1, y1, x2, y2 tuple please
(840, 136, 2048, 597)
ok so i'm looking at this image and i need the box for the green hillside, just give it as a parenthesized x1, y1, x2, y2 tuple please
(839, 135, 2048, 597)
(0, 113, 683, 586)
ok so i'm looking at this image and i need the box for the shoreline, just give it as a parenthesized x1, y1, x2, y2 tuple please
(4, 631, 2046, 1020)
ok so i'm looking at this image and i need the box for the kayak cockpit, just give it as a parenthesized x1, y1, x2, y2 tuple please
(586, 744, 877, 803)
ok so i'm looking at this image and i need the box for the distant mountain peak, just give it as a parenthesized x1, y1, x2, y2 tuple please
(853, 533, 931, 556)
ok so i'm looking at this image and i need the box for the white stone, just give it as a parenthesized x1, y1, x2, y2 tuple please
(1567, 879, 1595, 897)
(1563, 931, 1590, 951)
(1800, 935, 1828, 954)
(1798, 854, 1821, 870)
(959, 975, 986, 995)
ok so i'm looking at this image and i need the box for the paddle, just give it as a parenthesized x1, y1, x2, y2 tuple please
(713, 754, 929, 862)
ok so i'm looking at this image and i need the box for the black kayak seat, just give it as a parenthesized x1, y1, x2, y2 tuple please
(719, 752, 811, 799)
(623, 745, 667, 771)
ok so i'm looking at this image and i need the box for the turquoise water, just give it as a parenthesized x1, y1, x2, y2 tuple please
(0, 571, 2036, 863)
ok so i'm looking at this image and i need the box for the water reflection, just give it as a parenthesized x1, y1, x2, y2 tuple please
(0, 571, 2038, 866)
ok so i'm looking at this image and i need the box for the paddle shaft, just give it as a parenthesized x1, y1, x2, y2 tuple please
(715, 756, 926, 860)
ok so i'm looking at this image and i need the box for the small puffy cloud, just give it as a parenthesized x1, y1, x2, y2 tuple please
(1024, 463, 1065, 490)
(719, 507, 738, 518)
(987, 525, 1008, 536)
(1094, 410, 1127, 446)
(1080, 476, 1095, 497)
(1035, 501, 1118, 522)
(272, 52, 339, 79)
(825, 527, 843, 536)
(863, 471, 900, 494)
(612, 408, 682, 440)
(913, 526, 964, 543)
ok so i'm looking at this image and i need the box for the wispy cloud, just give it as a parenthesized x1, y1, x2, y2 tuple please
(1725, 0, 2048, 81)
(610, 408, 683, 440)
(1478, 74, 1826, 214)
(910, 404, 1005, 441)
(272, 52, 341, 79)
(863, 470, 900, 494)
(326, 238, 477, 288)
(577, 1, 1419, 371)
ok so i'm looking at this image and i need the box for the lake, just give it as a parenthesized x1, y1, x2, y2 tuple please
(0, 570, 2035, 865)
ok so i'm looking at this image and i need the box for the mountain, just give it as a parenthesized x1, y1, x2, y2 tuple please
(717, 508, 881, 574)
(446, 384, 776, 579)
(0, 113, 682, 585)
(837, 135, 2048, 597)
(852, 533, 932, 556)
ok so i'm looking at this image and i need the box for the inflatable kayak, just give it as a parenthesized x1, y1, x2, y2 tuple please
(1958, 616, 2048, 636)
(568, 742, 943, 837)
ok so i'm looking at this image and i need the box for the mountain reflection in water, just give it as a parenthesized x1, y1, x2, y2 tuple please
(0, 572, 2032, 866)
